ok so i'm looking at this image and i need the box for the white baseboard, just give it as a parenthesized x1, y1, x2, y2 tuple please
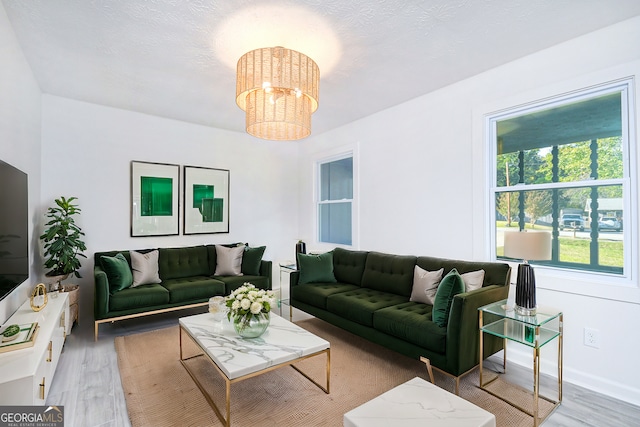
(505, 346, 640, 408)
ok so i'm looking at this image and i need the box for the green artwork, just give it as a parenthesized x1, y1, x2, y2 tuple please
(193, 185, 213, 209)
(193, 184, 223, 223)
(141, 176, 173, 216)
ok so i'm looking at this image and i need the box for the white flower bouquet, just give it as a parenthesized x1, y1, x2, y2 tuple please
(226, 283, 276, 333)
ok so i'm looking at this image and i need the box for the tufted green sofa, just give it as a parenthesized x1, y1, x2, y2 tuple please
(290, 247, 510, 391)
(94, 244, 271, 339)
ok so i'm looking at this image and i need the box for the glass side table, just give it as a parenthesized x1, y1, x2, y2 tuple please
(278, 262, 297, 320)
(479, 299, 563, 427)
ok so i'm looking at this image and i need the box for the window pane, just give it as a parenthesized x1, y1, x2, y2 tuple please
(493, 85, 629, 276)
(497, 92, 621, 154)
(320, 157, 353, 201)
(496, 184, 624, 273)
(319, 202, 352, 245)
(496, 92, 623, 186)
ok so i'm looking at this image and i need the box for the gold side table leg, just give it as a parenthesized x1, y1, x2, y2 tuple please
(533, 347, 540, 427)
(479, 310, 484, 387)
(559, 313, 563, 402)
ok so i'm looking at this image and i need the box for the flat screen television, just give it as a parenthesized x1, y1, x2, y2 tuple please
(0, 159, 29, 301)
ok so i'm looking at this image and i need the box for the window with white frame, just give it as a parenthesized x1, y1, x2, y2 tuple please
(490, 80, 634, 277)
(318, 154, 353, 245)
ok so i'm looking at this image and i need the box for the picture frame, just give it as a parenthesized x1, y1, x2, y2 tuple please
(183, 166, 230, 234)
(131, 161, 180, 237)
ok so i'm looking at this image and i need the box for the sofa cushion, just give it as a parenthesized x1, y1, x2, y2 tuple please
(241, 246, 266, 276)
(130, 250, 161, 287)
(109, 284, 169, 311)
(101, 253, 133, 294)
(361, 252, 417, 297)
(326, 288, 408, 327)
(409, 266, 443, 305)
(159, 246, 210, 280)
(416, 256, 511, 288)
(373, 302, 447, 354)
(291, 283, 359, 310)
(215, 275, 271, 295)
(297, 252, 337, 285)
(161, 276, 225, 303)
(214, 245, 244, 276)
(206, 243, 245, 275)
(432, 268, 465, 327)
(461, 269, 485, 292)
(332, 247, 368, 286)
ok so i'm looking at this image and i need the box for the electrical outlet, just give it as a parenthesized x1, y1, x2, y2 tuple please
(584, 327, 599, 348)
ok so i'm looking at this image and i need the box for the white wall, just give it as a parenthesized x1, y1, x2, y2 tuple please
(0, 5, 42, 323)
(299, 16, 640, 405)
(40, 96, 300, 330)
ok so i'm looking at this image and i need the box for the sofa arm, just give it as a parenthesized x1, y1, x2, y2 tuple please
(94, 266, 111, 320)
(289, 270, 300, 288)
(444, 284, 509, 376)
(259, 260, 273, 289)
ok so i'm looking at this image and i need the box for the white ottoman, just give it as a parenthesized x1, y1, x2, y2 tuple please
(343, 377, 496, 427)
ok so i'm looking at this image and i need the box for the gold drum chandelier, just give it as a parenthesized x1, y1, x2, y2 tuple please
(236, 47, 319, 140)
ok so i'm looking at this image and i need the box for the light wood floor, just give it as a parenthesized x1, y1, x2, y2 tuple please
(48, 305, 640, 427)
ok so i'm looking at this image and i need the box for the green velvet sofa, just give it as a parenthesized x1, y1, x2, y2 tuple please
(290, 247, 510, 391)
(94, 244, 272, 339)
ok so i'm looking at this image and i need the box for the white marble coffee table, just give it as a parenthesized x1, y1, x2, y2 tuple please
(343, 377, 496, 427)
(179, 312, 330, 427)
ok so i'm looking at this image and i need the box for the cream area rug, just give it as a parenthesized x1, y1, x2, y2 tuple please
(115, 317, 553, 427)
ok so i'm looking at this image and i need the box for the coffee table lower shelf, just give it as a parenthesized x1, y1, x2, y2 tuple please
(179, 324, 330, 427)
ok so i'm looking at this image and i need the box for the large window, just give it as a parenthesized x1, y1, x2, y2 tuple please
(490, 80, 633, 277)
(318, 154, 353, 245)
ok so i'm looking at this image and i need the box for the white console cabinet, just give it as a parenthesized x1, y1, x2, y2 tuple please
(0, 293, 70, 404)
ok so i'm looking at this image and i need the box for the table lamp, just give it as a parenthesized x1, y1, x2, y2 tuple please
(503, 231, 551, 316)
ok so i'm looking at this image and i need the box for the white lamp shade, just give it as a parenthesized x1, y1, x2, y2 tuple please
(503, 231, 551, 261)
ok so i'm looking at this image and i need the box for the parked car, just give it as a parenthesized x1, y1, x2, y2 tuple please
(598, 216, 621, 232)
(560, 214, 585, 231)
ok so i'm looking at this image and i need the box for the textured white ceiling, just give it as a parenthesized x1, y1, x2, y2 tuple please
(3, 0, 640, 137)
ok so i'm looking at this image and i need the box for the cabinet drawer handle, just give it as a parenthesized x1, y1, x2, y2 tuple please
(47, 341, 52, 362)
(39, 377, 45, 400)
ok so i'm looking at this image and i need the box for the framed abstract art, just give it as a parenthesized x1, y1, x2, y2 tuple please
(130, 161, 180, 237)
(183, 166, 230, 234)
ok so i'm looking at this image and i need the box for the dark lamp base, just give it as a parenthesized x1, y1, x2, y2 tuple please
(515, 263, 537, 317)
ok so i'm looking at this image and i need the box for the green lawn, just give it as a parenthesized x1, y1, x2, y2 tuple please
(558, 237, 623, 267)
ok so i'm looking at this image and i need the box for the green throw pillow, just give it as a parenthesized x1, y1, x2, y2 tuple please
(101, 253, 133, 294)
(297, 252, 337, 285)
(242, 246, 266, 276)
(432, 268, 465, 327)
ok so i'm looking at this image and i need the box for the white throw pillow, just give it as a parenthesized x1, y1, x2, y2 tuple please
(130, 250, 161, 287)
(214, 245, 244, 276)
(461, 269, 485, 292)
(410, 266, 444, 305)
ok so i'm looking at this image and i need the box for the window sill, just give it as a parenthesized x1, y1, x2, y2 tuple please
(510, 262, 640, 305)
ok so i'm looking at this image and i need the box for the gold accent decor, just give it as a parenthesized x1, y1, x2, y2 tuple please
(39, 377, 45, 400)
(236, 46, 319, 140)
(30, 283, 48, 312)
(47, 341, 53, 362)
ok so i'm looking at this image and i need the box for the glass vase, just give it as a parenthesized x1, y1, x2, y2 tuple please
(233, 312, 270, 338)
(208, 296, 228, 322)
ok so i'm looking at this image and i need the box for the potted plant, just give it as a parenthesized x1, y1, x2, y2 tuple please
(40, 196, 87, 291)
